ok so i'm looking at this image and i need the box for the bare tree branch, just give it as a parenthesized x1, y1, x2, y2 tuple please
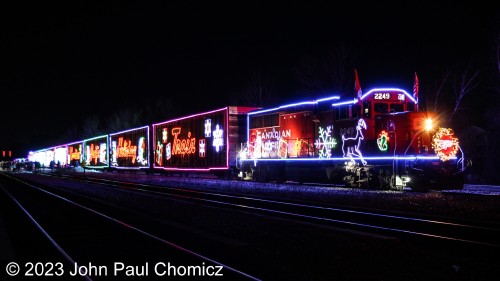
(323, 44, 353, 94)
(432, 68, 452, 112)
(291, 56, 324, 93)
(292, 43, 356, 96)
(236, 72, 275, 107)
(81, 115, 101, 138)
(449, 64, 480, 123)
(106, 109, 143, 133)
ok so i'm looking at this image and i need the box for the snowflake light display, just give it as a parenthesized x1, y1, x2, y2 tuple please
(212, 124, 224, 152)
(314, 126, 336, 158)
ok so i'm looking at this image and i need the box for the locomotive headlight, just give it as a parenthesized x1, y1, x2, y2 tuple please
(425, 118, 433, 132)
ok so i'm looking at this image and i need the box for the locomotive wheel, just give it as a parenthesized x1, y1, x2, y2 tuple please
(377, 175, 392, 190)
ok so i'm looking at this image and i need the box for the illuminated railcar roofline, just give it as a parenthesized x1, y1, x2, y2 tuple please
(332, 99, 357, 107)
(248, 96, 340, 115)
(109, 125, 149, 136)
(66, 140, 84, 146)
(83, 134, 108, 142)
(31, 143, 66, 153)
(29, 140, 85, 155)
(152, 107, 228, 126)
(360, 88, 417, 103)
(316, 96, 341, 102)
(29, 147, 55, 153)
(331, 88, 417, 107)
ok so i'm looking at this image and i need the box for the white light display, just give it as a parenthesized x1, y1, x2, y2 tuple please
(199, 139, 206, 157)
(111, 141, 117, 166)
(213, 124, 223, 152)
(204, 119, 212, 137)
(314, 126, 336, 158)
(341, 119, 367, 165)
(54, 147, 67, 166)
(166, 143, 172, 160)
(100, 143, 107, 164)
(137, 137, 147, 165)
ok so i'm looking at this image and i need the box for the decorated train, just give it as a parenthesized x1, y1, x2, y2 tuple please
(27, 73, 465, 191)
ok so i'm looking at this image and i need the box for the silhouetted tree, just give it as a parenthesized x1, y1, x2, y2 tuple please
(60, 126, 82, 143)
(139, 96, 177, 124)
(430, 68, 452, 112)
(106, 108, 143, 133)
(449, 63, 480, 123)
(240, 72, 275, 107)
(425, 63, 479, 126)
(81, 115, 102, 139)
(481, 29, 500, 184)
(292, 43, 356, 97)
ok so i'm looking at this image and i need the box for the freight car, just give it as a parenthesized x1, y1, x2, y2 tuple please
(152, 106, 258, 178)
(27, 140, 82, 172)
(82, 135, 109, 170)
(109, 125, 150, 171)
(238, 84, 465, 191)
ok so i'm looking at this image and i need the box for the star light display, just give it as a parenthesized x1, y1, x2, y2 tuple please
(432, 128, 459, 161)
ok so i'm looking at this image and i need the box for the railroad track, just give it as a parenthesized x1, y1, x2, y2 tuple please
(0, 172, 262, 281)
(23, 172, 500, 250)
(3, 171, 500, 280)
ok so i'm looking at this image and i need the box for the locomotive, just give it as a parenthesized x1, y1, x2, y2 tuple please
(238, 78, 465, 191)
(26, 73, 465, 192)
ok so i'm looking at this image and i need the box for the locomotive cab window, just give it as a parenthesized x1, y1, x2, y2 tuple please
(407, 102, 415, 111)
(390, 103, 404, 113)
(374, 103, 388, 113)
(363, 101, 371, 118)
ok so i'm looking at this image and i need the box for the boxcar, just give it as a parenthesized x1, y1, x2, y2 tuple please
(152, 106, 258, 178)
(82, 135, 109, 170)
(109, 125, 150, 171)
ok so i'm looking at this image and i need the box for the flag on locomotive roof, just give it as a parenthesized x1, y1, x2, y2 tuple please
(354, 69, 362, 100)
(413, 72, 419, 101)
(413, 72, 419, 111)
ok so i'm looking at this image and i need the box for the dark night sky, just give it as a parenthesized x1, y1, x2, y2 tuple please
(1, 1, 498, 158)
